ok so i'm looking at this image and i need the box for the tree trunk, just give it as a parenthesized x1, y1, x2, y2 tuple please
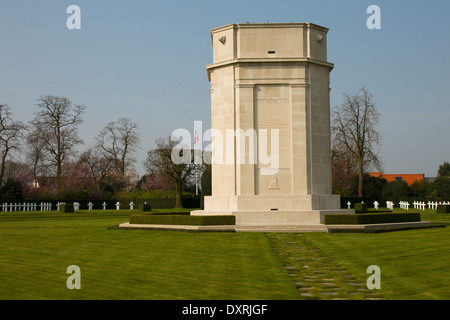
(56, 162, 62, 179)
(358, 163, 364, 197)
(175, 183, 183, 208)
(0, 153, 7, 186)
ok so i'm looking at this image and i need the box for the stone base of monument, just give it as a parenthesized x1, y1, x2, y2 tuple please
(191, 194, 354, 227)
(201, 194, 345, 212)
(190, 209, 353, 225)
(118, 222, 236, 232)
(118, 220, 438, 233)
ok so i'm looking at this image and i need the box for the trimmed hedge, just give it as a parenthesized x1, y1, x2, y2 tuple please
(144, 212, 190, 216)
(59, 203, 74, 213)
(437, 205, 450, 213)
(137, 198, 200, 209)
(129, 214, 236, 226)
(354, 203, 368, 213)
(324, 213, 420, 225)
(138, 203, 152, 212)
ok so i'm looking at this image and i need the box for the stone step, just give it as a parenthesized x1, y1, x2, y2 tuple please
(234, 224, 328, 232)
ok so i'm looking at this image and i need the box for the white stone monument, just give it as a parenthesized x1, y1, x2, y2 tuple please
(192, 23, 353, 225)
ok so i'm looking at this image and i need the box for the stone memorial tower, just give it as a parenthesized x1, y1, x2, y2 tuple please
(192, 23, 352, 226)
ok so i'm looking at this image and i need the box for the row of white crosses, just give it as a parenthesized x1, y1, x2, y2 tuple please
(346, 200, 381, 209)
(1, 202, 52, 212)
(82, 201, 136, 211)
(115, 202, 135, 210)
(1, 201, 138, 212)
(400, 201, 448, 210)
(413, 201, 426, 210)
(346, 200, 449, 211)
(389, 200, 449, 210)
(85, 201, 135, 210)
(399, 201, 410, 210)
(427, 201, 450, 209)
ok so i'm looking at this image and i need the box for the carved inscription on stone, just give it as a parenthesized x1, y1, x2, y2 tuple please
(255, 84, 292, 194)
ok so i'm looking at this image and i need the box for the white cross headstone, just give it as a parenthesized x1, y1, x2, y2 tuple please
(129, 202, 134, 210)
(88, 202, 94, 211)
(373, 201, 379, 210)
(116, 202, 121, 210)
(386, 201, 394, 210)
(400, 201, 409, 210)
(102, 202, 107, 210)
(347, 201, 351, 209)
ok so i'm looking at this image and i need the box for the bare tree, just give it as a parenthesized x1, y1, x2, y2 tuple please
(79, 146, 113, 182)
(29, 95, 85, 179)
(96, 118, 140, 174)
(0, 105, 27, 185)
(331, 87, 382, 197)
(26, 125, 51, 180)
(145, 137, 196, 208)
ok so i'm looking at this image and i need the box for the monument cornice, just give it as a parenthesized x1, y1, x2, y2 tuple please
(206, 58, 334, 81)
(210, 22, 329, 34)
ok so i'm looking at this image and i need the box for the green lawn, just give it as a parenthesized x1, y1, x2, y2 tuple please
(0, 208, 449, 300)
(0, 210, 298, 300)
(300, 209, 450, 299)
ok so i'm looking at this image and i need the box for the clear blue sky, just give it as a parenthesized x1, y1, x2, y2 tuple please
(1, 0, 449, 177)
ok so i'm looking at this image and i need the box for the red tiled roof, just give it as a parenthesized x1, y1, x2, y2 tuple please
(368, 172, 424, 185)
